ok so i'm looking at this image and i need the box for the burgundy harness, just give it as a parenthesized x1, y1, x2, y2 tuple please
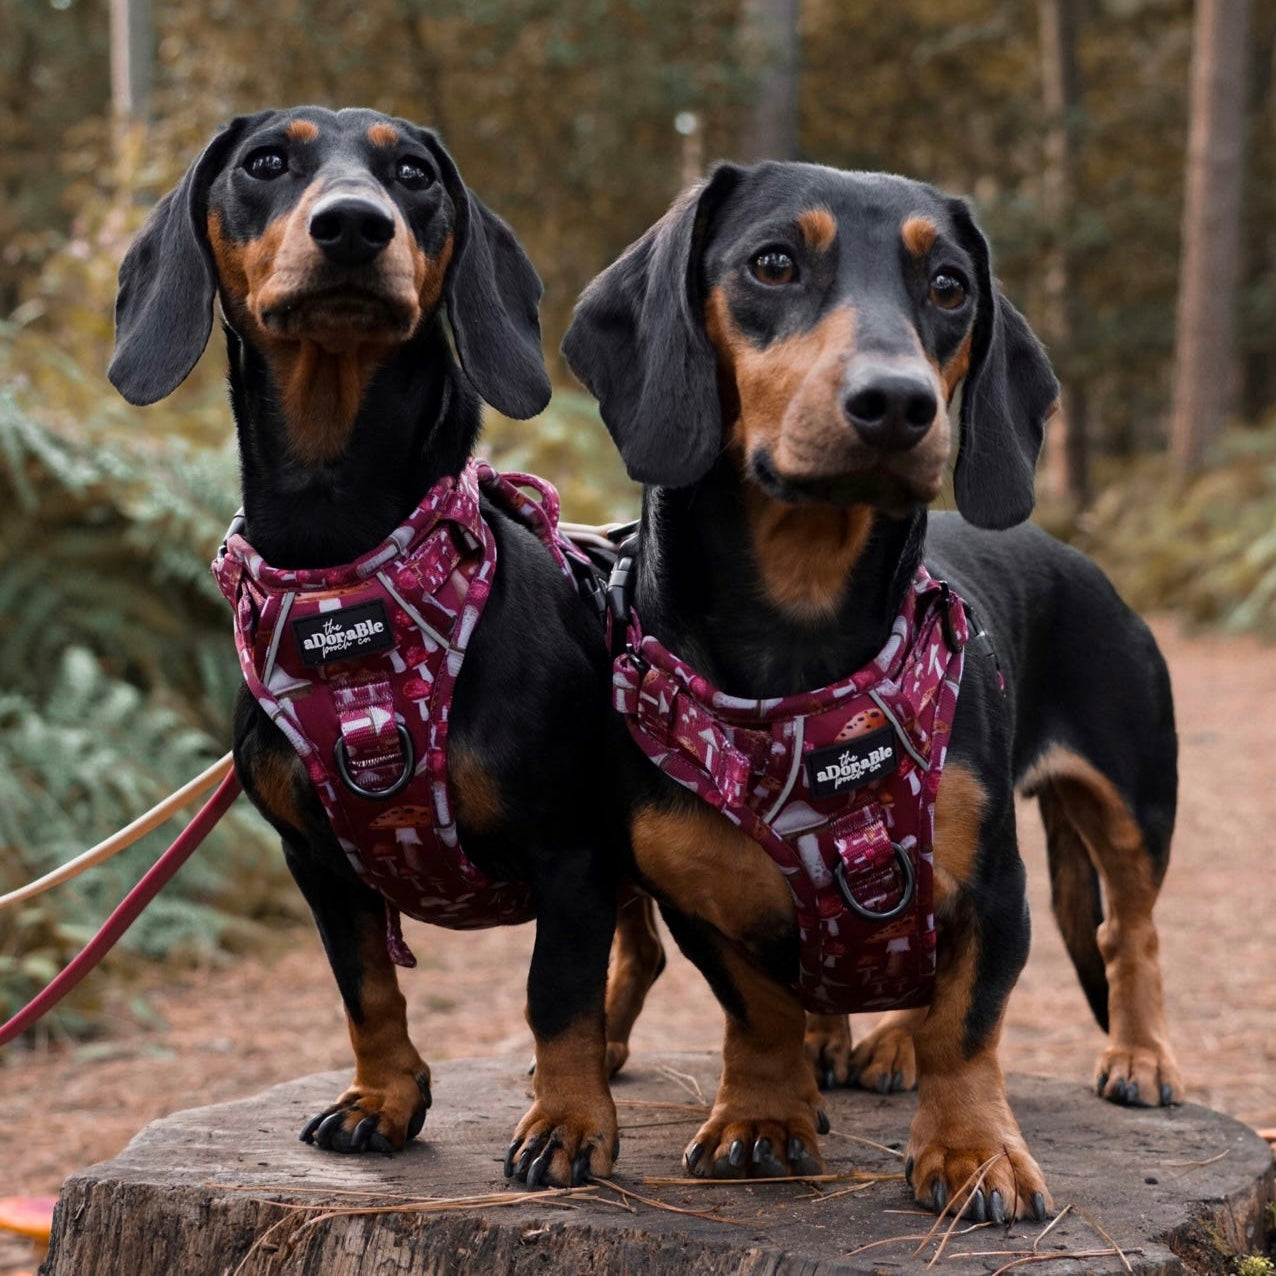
(613, 569, 968, 1014)
(213, 460, 595, 966)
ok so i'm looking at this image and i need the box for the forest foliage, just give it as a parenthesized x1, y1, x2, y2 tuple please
(1, 0, 1273, 1035)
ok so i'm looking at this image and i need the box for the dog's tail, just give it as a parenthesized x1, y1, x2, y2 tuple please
(1032, 781, 1110, 1032)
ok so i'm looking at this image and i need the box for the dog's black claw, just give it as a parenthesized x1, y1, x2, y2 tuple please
(527, 1138, 560, 1190)
(368, 1131, 395, 1155)
(753, 1138, 786, 1178)
(1032, 1191, 1049, 1222)
(892, 1070, 905, 1092)
(727, 1139, 745, 1169)
(415, 1073, 433, 1110)
(406, 1108, 427, 1140)
(989, 1189, 1006, 1225)
(315, 1110, 346, 1148)
(515, 1136, 544, 1181)
(968, 1188, 987, 1223)
(1160, 1082, 1174, 1106)
(685, 1141, 705, 1172)
(1125, 1080, 1140, 1104)
(904, 1156, 914, 1186)
(526, 1057, 536, 1077)
(876, 1073, 891, 1094)
(816, 1109, 830, 1135)
(504, 1138, 523, 1179)
(930, 1177, 948, 1212)
(822, 1067, 836, 1091)
(351, 1116, 377, 1152)
(1096, 1071, 1109, 1096)
(571, 1149, 593, 1186)
(299, 1112, 325, 1144)
(847, 1065, 861, 1087)
(787, 1137, 821, 1176)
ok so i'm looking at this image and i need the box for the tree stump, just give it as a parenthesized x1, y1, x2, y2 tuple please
(43, 1052, 1273, 1274)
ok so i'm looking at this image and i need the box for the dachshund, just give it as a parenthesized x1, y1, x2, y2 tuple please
(563, 160, 1182, 1221)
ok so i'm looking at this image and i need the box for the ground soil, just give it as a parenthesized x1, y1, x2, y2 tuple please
(1, 618, 1273, 1271)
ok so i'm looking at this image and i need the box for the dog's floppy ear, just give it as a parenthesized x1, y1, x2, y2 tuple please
(419, 132, 551, 420)
(109, 115, 262, 406)
(947, 199, 1059, 530)
(562, 163, 744, 488)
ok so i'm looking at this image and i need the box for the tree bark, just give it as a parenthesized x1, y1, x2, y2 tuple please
(1037, 0, 1089, 506)
(1170, 0, 1252, 471)
(739, 0, 800, 162)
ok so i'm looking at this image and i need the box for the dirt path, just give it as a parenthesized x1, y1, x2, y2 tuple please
(0, 619, 1272, 1266)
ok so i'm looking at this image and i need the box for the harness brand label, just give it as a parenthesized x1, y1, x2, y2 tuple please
(293, 601, 396, 667)
(804, 725, 899, 797)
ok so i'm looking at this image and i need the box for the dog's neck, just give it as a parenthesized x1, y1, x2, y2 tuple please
(227, 316, 481, 569)
(634, 458, 926, 699)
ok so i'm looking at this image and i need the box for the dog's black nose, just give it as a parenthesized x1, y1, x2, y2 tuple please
(843, 370, 937, 451)
(308, 194, 396, 266)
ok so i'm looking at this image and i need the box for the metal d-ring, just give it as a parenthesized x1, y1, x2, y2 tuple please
(334, 725, 414, 799)
(834, 843, 916, 922)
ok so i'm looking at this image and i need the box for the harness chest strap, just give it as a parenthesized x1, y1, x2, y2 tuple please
(213, 460, 594, 963)
(613, 569, 968, 1015)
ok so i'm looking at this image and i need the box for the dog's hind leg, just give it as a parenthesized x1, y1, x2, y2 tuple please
(1028, 749, 1184, 1106)
(604, 889, 666, 1077)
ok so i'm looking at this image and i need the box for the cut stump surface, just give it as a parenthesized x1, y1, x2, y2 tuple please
(43, 1052, 1273, 1275)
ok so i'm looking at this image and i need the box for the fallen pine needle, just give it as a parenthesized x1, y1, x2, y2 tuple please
(615, 1098, 709, 1115)
(594, 1179, 751, 1226)
(1164, 1148, 1230, 1173)
(1031, 1202, 1072, 1252)
(988, 1247, 1143, 1274)
(803, 1180, 881, 1204)
(641, 1171, 898, 1187)
(823, 1128, 907, 1158)
(845, 1223, 987, 1258)
(1075, 1207, 1133, 1273)
(654, 1065, 708, 1106)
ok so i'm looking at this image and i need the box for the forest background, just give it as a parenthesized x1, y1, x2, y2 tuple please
(0, 0, 1272, 1033)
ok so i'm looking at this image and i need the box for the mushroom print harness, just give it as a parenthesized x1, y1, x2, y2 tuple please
(611, 567, 970, 1014)
(213, 460, 600, 967)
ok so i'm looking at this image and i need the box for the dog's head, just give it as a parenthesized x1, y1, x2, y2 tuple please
(562, 162, 1057, 530)
(109, 107, 550, 458)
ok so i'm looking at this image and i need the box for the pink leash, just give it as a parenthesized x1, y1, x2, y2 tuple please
(0, 772, 242, 1049)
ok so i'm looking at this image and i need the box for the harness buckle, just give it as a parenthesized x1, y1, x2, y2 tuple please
(334, 724, 415, 799)
(938, 581, 964, 653)
(833, 843, 916, 923)
(606, 533, 640, 626)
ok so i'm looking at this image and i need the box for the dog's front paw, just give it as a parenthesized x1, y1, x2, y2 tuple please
(849, 1020, 918, 1094)
(504, 1097, 619, 1189)
(1095, 1042, 1183, 1107)
(906, 1095, 1050, 1222)
(804, 1013, 854, 1090)
(300, 1067, 432, 1153)
(683, 1101, 828, 1180)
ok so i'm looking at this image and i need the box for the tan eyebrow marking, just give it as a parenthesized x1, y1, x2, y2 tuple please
(367, 123, 400, 148)
(797, 207, 837, 252)
(286, 119, 319, 143)
(901, 214, 938, 257)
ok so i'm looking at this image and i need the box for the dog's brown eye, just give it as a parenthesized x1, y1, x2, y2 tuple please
(244, 148, 287, 181)
(395, 159, 434, 191)
(929, 272, 967, 310)
(750, 250, 797, 286)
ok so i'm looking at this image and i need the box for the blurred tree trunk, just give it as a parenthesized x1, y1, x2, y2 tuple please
(739, 0, 799, 161)
(1239, 10, 1276, 424)
(109, 0, 151, 124)
(110, 0, 152, 186)
(1170, 0, 1251, 471)
(1037, 0, 1089, 506)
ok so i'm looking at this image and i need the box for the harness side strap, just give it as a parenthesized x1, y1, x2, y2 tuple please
(0, 772, 242, 1049)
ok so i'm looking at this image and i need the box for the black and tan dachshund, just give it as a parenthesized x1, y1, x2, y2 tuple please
(564, 161, 1182, 1220)
(108, 107, 620, 1188)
